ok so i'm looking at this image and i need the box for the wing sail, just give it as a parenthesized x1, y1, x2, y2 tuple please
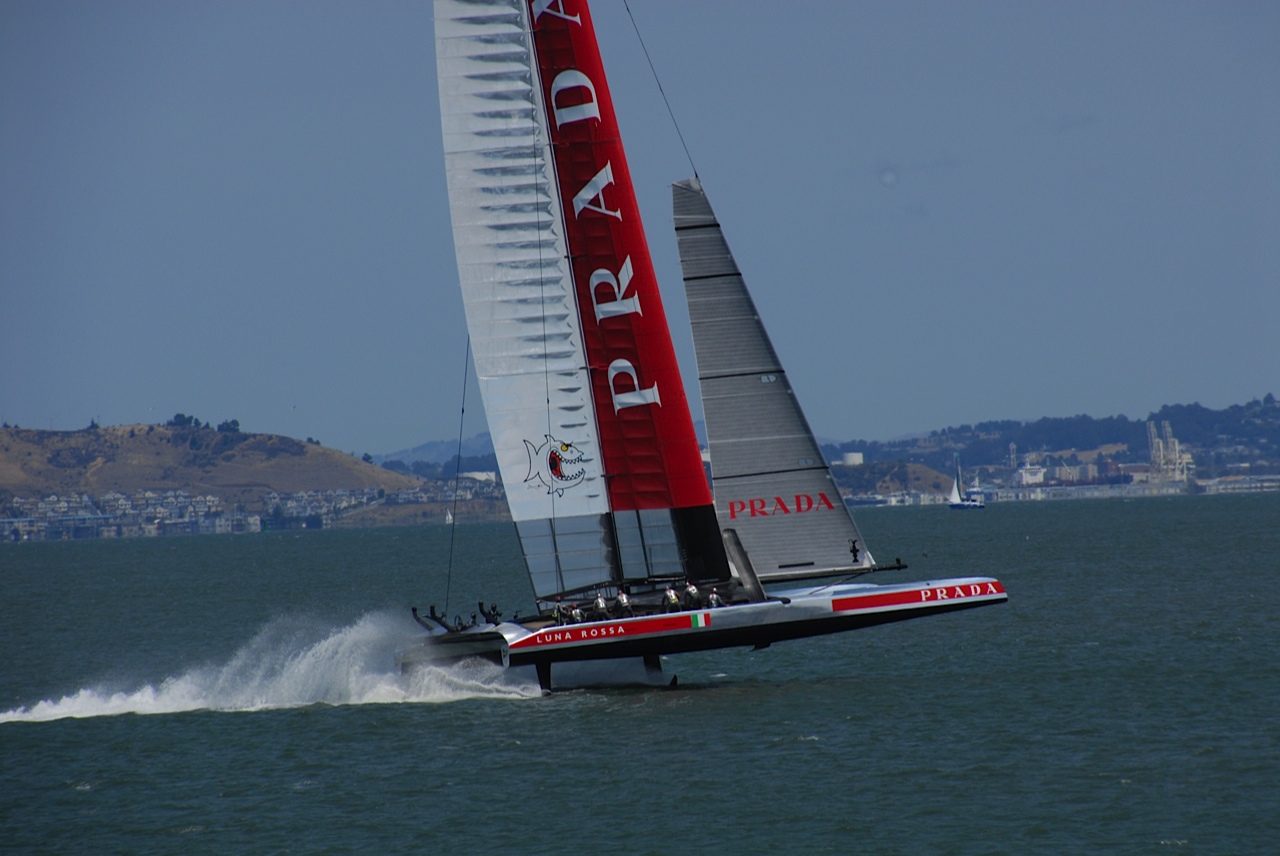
(435, 1, 727, 600)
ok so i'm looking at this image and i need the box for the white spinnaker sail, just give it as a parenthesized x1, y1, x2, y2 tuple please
(674, 178, 876, 581)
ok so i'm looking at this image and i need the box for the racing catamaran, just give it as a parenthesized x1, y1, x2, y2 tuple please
(400, 0, 1006, 689)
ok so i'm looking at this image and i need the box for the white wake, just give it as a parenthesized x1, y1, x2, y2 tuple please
(0, 612, 540, 723)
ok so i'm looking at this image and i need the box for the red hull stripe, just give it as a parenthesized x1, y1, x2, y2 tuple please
(510, 611, 709, 651)
(832, 581, 1006, 613)
(529, 1, 709, 511)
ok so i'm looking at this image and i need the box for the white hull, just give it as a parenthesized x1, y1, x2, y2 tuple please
(400, 576, 1006, 687)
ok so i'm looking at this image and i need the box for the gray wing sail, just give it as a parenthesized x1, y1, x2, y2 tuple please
(673, 178, 875, 581)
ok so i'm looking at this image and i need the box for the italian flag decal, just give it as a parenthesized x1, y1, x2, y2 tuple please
(691, 612, 712, 629)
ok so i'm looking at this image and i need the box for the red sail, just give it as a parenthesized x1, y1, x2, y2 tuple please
(528, 1, 709, 511)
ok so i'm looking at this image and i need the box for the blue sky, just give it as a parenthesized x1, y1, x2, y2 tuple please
(3, 1, 1276, 455)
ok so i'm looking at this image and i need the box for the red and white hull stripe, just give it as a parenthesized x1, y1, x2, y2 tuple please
(501, 578, 1007, 660)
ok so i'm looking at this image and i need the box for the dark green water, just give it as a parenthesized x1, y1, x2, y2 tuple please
(3, 493, 1278, 853)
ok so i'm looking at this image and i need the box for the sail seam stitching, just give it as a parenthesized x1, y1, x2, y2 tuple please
(681, 272, 739, 282)
(714, 466, 829, 479)
(699, 370, 786, 380)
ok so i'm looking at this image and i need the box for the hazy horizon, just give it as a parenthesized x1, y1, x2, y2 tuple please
(4, 2, 1276, 455)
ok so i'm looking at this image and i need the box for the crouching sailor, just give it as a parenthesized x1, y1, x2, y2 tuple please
(663, 585, 681, 613)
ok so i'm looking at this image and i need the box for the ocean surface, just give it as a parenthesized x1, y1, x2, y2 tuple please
(2, 493, 1277, 854)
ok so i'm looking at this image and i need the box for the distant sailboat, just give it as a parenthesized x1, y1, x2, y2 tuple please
(400, 0, 1005, 689)
(949, 460, 986, 509)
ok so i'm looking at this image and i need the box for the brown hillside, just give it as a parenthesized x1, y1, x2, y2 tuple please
(831, 460, 951, 496)
(0, 425, 422, 512)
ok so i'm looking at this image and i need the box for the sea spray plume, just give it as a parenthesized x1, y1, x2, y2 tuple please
(401, 660, 541, 702)
(199, 612, 402, 709)
(206, 612, 537, 707)
(0, 612, 538, 723)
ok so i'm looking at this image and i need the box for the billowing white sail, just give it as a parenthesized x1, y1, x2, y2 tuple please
(435, 1, 728, 602)
(674, 178, 876, 581)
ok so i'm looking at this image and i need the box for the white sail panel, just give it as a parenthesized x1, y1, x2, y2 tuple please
(435, 0, 606, 523)
(674, 178, 876, 580)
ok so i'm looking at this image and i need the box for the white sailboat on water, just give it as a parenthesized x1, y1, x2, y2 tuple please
(400, 0, 1005, 690)
(949, 459, 986, 509)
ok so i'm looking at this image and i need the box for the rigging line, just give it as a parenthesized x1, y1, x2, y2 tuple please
(521, 39, 558, 604)
(526, 15, 561, 595)
(532, 83, 558, 537)
(622, 0, 699, 180)
(443, 334, 472, 615)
